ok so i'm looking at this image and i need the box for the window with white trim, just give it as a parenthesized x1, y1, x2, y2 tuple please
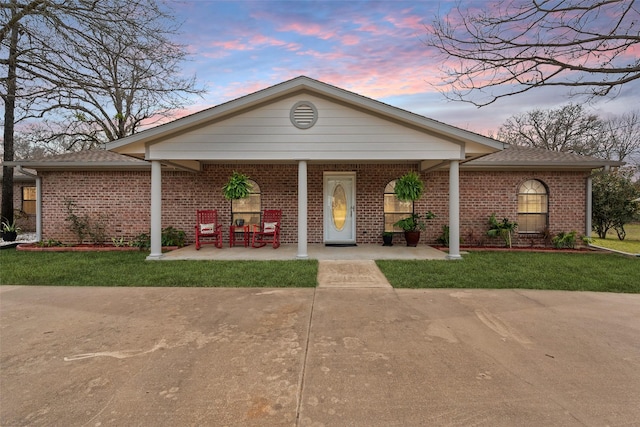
(22, 186, 36, 215)
(231, 180, 261, 227)
(517, 179, 548, 233)
(384, 180, 413, 232)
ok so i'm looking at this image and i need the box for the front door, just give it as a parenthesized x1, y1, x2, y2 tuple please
(324, 172, 356, 244)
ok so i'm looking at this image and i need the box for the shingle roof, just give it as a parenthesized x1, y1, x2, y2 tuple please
(4, 150, 149, 170)
(465, 145, 622, 169)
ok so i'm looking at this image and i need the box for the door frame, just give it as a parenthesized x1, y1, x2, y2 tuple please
(323, 171, 356, 244)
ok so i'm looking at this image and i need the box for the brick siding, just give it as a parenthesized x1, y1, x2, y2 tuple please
(38, 165, 589, 247)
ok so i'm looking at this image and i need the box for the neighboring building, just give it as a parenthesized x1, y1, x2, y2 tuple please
(5, 76, 621, 258)
(0, 167, 37, 233)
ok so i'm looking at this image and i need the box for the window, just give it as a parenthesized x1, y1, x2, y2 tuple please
(517, 180, 548, 233)
(231, 180, 261, 226)
(384, 180, 413, 232)
(22, 186, 36, 215)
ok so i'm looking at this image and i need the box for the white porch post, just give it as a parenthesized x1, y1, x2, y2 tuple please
(586, 176, 592, 237)
(147, 160, 163, 260)
(297, 160, 308, 259)
(447, 160, 462, 260)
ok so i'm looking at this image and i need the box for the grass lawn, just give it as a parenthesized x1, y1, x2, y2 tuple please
(377, 252, 640, 293)
(0, 250, 318, 287)
(591, 223, 640, 255)
(1, 249, 638, 293)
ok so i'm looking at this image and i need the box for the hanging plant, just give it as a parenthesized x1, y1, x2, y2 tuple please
(222, 171, 253, 200)
(394, 171, 424, 201)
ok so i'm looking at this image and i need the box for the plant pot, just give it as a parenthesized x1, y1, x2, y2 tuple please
(404, 231, 420, 247)
(1, 231, 17, 242)
(382, 234, 393, 246)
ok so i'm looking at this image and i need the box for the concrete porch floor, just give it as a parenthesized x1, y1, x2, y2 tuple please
(161, 243, 449, 261)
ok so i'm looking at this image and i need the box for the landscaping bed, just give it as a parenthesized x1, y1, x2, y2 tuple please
(16, 243, 180, 252)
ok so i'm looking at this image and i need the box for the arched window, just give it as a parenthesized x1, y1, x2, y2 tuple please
(231, 180, 261, 227)
(384, 180, 414, 232)
(517, 180, 548, 233)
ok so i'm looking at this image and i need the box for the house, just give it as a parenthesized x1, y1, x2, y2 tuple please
(4, 76, 621, 259)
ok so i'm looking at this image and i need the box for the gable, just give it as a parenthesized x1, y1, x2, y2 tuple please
(146, 94, 465, 162)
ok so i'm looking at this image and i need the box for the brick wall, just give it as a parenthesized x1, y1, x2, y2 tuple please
(38, 165, 589, 247)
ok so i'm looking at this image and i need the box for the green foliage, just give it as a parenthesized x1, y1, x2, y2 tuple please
(394, 211, 436, 232)
(64, 199, 110, 244)
(1, 218, 21, 233)
(552, 231, 577, 249)
(161, 227, 186, 247)
(130, 233, 151, 250)
(394, 171, 424, 202)
(222, 171, 253, 200)
(130, 227, 186, 249)
(64, 199, 89, 244)
(111, 237, 126, 247)
(593, 171, 640, 240)
(487, 213, 518, 248)
(36, 239, 64, 247)
(437, 225, 451, 247)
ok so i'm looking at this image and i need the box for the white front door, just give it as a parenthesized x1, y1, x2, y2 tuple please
(324, 172, 356, 244)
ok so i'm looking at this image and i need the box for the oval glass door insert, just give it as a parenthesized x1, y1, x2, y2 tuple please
(332, 184, 347, 231)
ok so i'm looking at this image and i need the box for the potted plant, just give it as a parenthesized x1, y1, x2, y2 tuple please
(222, 171, 252, 200)
(1, 218, 21, 242)
(382, 231, 394, 246)
(394, 211, 436, 247)
(394, 171, 424, 202)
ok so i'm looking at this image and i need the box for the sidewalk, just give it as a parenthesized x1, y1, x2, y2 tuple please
(1, 285, 639, 426)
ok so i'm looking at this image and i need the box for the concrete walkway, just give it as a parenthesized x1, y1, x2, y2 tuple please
(1, 286, 639, 426)
(161, 243, 448, 261)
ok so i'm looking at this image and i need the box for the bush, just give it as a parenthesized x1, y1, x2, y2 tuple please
(552, 231, 577, 249)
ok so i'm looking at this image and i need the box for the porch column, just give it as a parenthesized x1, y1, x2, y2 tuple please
(297, 160, 308, 259)
(447, 160, 462, 260)
(586, 176, 592, 237)
(147, 160, 163, 260)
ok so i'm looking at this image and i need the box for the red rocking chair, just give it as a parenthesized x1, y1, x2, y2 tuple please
(195, 210, 223, 250)
(252, 209, 282, 248)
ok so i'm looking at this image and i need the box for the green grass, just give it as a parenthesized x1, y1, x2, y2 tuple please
(2, 249, 638, 293)
(0, 250, 318, 287)
(377, 252, 640, 293)
(591, 223, 640, 255)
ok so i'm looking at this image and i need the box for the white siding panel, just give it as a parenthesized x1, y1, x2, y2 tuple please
(148, 94, 463, 161)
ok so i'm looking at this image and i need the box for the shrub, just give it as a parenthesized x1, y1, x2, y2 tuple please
(552, 231, 577, 249)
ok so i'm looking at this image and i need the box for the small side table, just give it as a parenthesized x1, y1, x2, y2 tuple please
(229, 225, 250, 247)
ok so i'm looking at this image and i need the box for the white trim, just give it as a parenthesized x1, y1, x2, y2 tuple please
(297, 160, 308, 259)
(147, 160, 163, 260)
(447, 160, 462, 260)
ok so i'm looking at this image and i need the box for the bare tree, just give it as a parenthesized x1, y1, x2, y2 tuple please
(425, 0, 640, 106)
(496, 104, 605, 156)
(1, 0, 203, 224)
(602, 111, 640, 167)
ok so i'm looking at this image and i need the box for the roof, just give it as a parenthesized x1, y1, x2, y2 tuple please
(464, 145, 623, 170)
(3, 150, 150, 170)
(107, 75, 505, 159)
(4, 145, 620, 172)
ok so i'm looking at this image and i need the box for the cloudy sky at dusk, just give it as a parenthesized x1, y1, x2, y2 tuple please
(171, 0, 638, 136)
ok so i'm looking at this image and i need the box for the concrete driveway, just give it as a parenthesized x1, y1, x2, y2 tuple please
(1, 286, 639, 426)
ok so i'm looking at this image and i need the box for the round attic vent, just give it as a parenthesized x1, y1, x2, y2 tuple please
(290, 101, 318, 129)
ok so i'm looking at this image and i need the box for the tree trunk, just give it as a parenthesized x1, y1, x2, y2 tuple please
(1, 9, 18, 225)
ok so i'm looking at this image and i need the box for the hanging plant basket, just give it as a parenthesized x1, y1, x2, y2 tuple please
(394, 171, 424, 201)
(222, 171, 253, 200)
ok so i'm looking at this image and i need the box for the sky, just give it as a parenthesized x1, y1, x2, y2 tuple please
(170, 0, 639, 136)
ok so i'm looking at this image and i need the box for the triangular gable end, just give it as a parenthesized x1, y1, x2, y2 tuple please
(108, 76, 504, 166)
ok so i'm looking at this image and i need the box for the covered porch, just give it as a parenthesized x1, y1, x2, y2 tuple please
(161, 243, 449, 261)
